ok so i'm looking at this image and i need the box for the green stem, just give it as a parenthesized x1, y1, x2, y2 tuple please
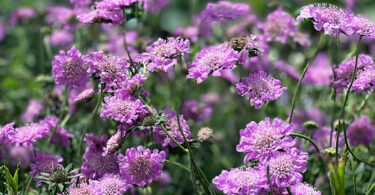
(349, 154, 357, 195)
(165, 160, 191, 172)
(286, 187, 293, 195)
(160, 124, 188, 153)
(47, 87, 69, 145)
(267, 166, 272, 195)
(366, 183, 375, 195)
(290, 133, 321, 154)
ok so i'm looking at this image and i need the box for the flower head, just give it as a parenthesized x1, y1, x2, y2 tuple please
(350, 15, 375, 38)
(30, 151, 63, 184)
(52, 47, 88, 88)
(352, 65, 375, 93)
(235, 71, 287, 109)
(229, 35, 262, 64)
(153, 108, 191, 148)
(305, 52, 332, 86)
(118, 145, 166, 186)
(236, 117, 295, 163)
(77, 3, 125, 24)
(21, 99, 43, 122)
(140, 37, 190, 73)
(181, 100, 213, 122)
(10, 123, 49, 147)
(41, 116, 74, 147)
(68, 182, 94, 195)
(199, 1, 249, 24)
(0, 122, 15, 145)
(144, 0, 169, 14)
(92, 174, 130, 195)
(347, 115, 375, 146)
(74, 88, 95, 102)
(291, 182, 321, 195)
(50, 30, 74, 47)
(212, 167, 267, 195)
(10, 8, 36, 25)
(187, 44, 239, 84)
(103, 131, 123, 156)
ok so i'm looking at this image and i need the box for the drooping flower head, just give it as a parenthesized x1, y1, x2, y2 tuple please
(21, 99, 43, 122)
(41, 116, 74, 147)
(52, 46, 88, 88)
(101, 89, 149, 126)
(297, 4, 354, 36)
(236, 117, 295, 164)
(212, 167, 268, 195)
(29, 151, 63, 184)
(264, 148, 308, 188)
(347, 115, 375, 146)
(82, 134, 120, 180)
(291, 182, 321, 195)
(9, 123, 49, 147)
(124, 73, 147, 95)
(187, 44, 239, 84)
(351, 65, 375, 93)
(0, 122, 15, 145)
(260, 7, 297, 43)
(153, 108, 191, 148)
(118, 145, 166, 186)
(235, 71, 287, 109)
(139, 37, 190, 73)
(144, 0, 169, 14)
(74, 88, 95, 102)
(91, 174, 130, 195)
(85, 51, 130, 92)
(103, 131, 123, 156)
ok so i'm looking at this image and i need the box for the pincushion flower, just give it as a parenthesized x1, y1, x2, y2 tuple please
(229, 35, 262, 64)
(10, 8, 36, 25)
(50, 30, 74, 47)
(352, 65, 375, 93)
(199, 1, 249, 24)
(347, 115, 375, 146)
(236, 117, 295, 163)
(85, 51, 130, 92)
(21, 99, 43, 122)
(99, 0, 143, 9)
(74, 88, 94, 102)
(118, 145, 166, 186)
(124, 73, 147, 94)
(144, 0, 169, 14)
(77, 3, 125, 24)
(68, 183, 94, 195)
(103, 131, 123, 156)
(297, 4, 354, 36)
(263, 148, 308, 188)
(29, 151, 63, 184)
(304, 52, 332, 86)
(92, 174, 130, 195)
(101, 89, 148, 126)
(0, 122, 15, 145)
(153, 108, 191, 148)
(52, 46, 88, 88)
(10, 123, 49, 147)
(212, 167, 267, 195)
(187, 44, 239, 84)
(41, 116, 74, 147)
(291, 182, 321, 195)
(350, 15, 375, 38)
(260, 7, 297, 43)
(82, 134, 120, 180)
(235, 71, 287, 109)
(139, 37, 190, 73)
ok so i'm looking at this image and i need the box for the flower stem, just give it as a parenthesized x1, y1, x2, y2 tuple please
(366, 183, 375, 195)
(289, 133, 321, 154)
(267, 165, 272, 195)
(165, 159, 191, 172)
(160, 124, 188, 153)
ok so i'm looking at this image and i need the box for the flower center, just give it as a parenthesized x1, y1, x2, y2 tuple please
(269, 154, 295, 178)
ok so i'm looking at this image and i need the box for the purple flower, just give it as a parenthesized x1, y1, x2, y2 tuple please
(70, 0, 92, 7)
(124, 73, 147, 94)
(264, 148, 308, 188)
(333, 54, 373, 92)
(68, 182, 94, 195)
(6, 146, 33, 169)
(275, 60, 301, 80)
(293, 108, 327, 131)
(291, 183, 321, 195)
(304, 52, 332, 86)
(229, 35, 262, 64)
(235, 71, 287, 109)
(181, 100, 213, 122)
(101, 89, 148, 126)
(9, 123, 49, 147)
(139, 37, 190, 73)
(236, 117, 295, 163)
(52, 46, 88, 88)
(118, 145, 166, 186)
(0, 22, 5, 41)
(144, 0, 169, 14)
(297, 4, 354, 36)
(260, 7, 297, 43)
(153, 108, 191, 148)
(174, 26, 199, 42)
(74, 88, 94, 102)
(200, 92, 221, 105)
(199, 1, 249, 24)
(352, 65, 375, 93)
(10, 8, 36, 25)
(100, 0, 143, 9)
(0, 122, 14, 145)
(227, 14, 258, 37)
(91, 174, 131, 195)
(347, 115, 375, 146)
(212, 167, 267, 195)
(77, 3, 125, 24)
(103, 131, 123, 156)
(293, 32, 311, 47)
(350, 15, 375, 38)
(21, 99, 43, 122)
(82, 134, 119, 180)
(85, 51, 130, 92)
(50, 30, 74, 47)
(312, 127, 343, 151)
(187, 44, 239, 84)
(30, 151, 63, 184)
(41, 116, 74, 147)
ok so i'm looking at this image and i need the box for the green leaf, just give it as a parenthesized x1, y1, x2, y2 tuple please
(1, 165, 19, 195)
(57, 183, 64, 192)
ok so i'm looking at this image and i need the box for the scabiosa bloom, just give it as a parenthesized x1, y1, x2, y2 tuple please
(0, 122, 15, 145)
(103, 131, 123, 156)
(304, 52, 332, 86)
(21, 99, 43, 122)
(118, 145, 166, 186)
(199, 1, 249, 24)
(174, 26, 199, 42)
(297, 4, 354, 36)
(229, 35, 262, 64)
(352, 65, 375, 93)
(144, 0, 169, 14)
(187, 45, 238, 84)
(92, 174, 130, 195)
(333, 54, 373, 92)
(50, 30, 74, 47)
(68, 182, 94, 195)
(10, 8, 36, 25)
(140, 37, 190, 73)
(10, 123, 49, 147)
(212, 167, 268, 195)
(52, 47, 88, 88)
(260, 7, 297, 43)
(347, 115, 375, 146)
(29, 151, 63, 184)
(74, 88, 94, 102)
(236, 117, 295, 163)
(82, 134, 119, 180)
(7, 146, 33, 168)
(101, 89, 148, 126)
(124, 74, 147, 94)
(181, 100, 213, 122)
(70, 0, 92, 7)
(99, 0, 143, 9)
(265, 148, 308, 188)
(41, 116, 74, 147)
(77, 3, 125, 24)
(350, 15, 375, 38)
(85, 51, 129, 92)
(291, 182, 321, 195)
(236, 71, 287, 109)
(153, 108, 191, 148)
(0, 22, 5, 41)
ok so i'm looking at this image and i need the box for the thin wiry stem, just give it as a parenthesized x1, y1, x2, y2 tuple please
(160, 124, 188, 153)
